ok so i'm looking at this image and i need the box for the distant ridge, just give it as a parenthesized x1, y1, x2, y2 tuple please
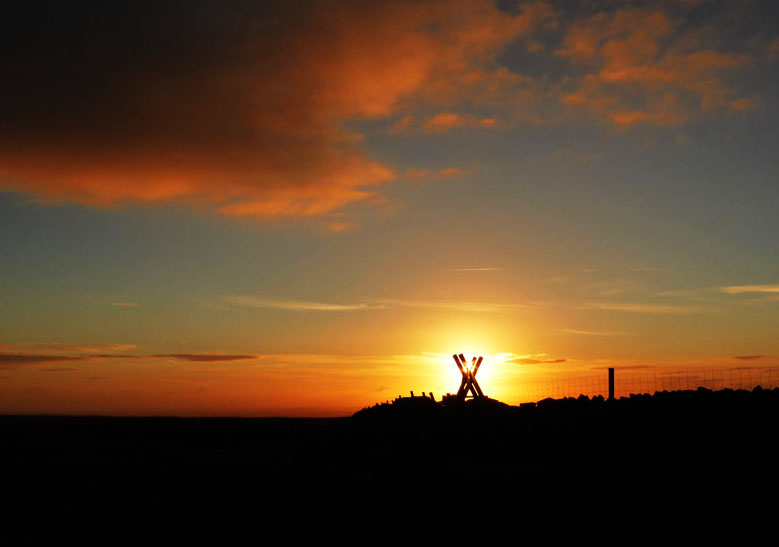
(353, 392, 511, 420)
(352, 385, 779, 424)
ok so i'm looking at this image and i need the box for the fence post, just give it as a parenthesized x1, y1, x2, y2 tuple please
(608, 368, 615, 400)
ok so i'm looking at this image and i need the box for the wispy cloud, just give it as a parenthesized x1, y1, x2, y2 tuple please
(0, 342, 141, 369)
(422, 112, 501, 133)
(507, 357, 567, 365)
(584, 302, 701, 314)
(225, 296, 384, 312)
(452, 267, 501, 272)
(657, 289, 707, 298)
(112, 302, 140, 307)
(28, 343, 138, 354)
(720, 284, 779, 295)
(325, 221, 357, 234)
(733, 355, 768, 361)
(0, 353, 90, 365)
(377, 299, 531, 312)
(0, 343, 258, 367)
(152, 354, 258, 363)
(226, 295, 530, 313)
(561, 329, 631, 336)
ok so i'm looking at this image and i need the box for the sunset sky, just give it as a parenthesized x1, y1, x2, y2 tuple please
(1, 0, 778, 416)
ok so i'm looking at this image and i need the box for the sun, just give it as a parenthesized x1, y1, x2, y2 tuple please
(421, 322, 529, 399)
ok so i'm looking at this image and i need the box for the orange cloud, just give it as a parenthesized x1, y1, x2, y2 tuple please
(729, 97, 757, 112)
(392, 112, 502, 134)
(424, 112, 468, 132)
(556, 7, 751, 126)
(421, 112, 500, 133)
(326, 221, 358, 234)
(720, 284, 779, 295)
(0, 0, 764, 216)
(0, 1, 549, 220)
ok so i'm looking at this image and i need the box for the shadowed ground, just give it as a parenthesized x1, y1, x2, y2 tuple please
(2, 387, 777, 540)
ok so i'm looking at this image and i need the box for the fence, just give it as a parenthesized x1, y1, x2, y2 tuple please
(486, 366, 779, 406)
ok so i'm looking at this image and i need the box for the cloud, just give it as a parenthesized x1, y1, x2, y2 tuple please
(325, 221, 358, 234)
(4, 343, 450, 372)
(720, 284, 779, 295)
(392, 111, 502, 134)
(507, 357, 566, 365)
(729, 97, 758, 112)
(377, 299, 531, 312)
(556, 6, 751, 127)
(0, 0, 765, 225)
(452, 267, 501, 272)
(421, 112, 501, 133)
(733, 355, 768, 361)
(152, 354, 258, 363)
(0, 353, 90, 365)
(0, 343, 259, 366)
(225, 296, 384, 312)
(561, 329, 630, 336)
(28, 343, 138, 354)
(0, 1, 548, 221)
(226, 295, 529, 313)
(656, 289, 704, 298)
(584, 302, 700, 314)
(424, 112, 469, 132)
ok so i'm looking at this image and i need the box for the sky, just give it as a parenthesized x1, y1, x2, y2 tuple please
(1, 0, 778, 416)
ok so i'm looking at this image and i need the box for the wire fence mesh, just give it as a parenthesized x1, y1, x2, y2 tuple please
(486, 366, 779, 405)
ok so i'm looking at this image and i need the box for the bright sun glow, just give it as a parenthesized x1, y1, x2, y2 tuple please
(425, 351, 525, 400)
(413, 323, 539, 402)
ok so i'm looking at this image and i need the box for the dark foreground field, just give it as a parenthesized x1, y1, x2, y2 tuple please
(2, 387, 778, 539)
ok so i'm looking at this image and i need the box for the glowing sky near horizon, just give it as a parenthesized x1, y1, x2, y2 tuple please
(1, 0, 778, 415)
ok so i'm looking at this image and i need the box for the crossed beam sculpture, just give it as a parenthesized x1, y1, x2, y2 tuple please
(452, 354, 484, 400)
